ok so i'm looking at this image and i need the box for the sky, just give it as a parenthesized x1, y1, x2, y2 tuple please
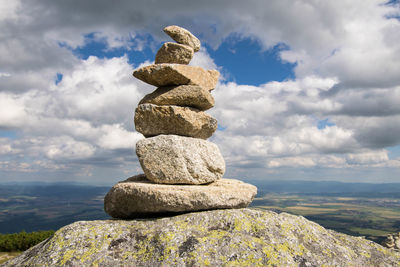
(0, 0, 400, 185)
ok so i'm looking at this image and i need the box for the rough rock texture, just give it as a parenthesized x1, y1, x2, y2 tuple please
(136, 135, 225, 184)
(164, 25, 201, 52)
(134, 104, 217, 139)
(155, 42, 194, 64)
(104, 175, 257, 218)
(5, 209, 399, 267)
(139, 85, 214, 111)
(133, 64, 219, 91)
(382, 232, 400, 250)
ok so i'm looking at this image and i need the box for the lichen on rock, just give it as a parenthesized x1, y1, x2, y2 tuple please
(4, 209, 400, 266)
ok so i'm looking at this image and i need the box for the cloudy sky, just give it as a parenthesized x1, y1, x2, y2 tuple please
(1, 0, 400, 185)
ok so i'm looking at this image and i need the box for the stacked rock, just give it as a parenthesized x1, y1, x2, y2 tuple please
(104, 26, 257, 219)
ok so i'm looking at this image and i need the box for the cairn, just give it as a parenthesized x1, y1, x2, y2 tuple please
(382, 233, 400, 250)
(104, 26, 257, 219)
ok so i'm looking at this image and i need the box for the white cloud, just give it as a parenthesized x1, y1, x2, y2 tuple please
(0, 139, 14, 155)
(1, 0, 400, 183)
(210, 72, 399, 175)
(97, 125, 143, 150)
(0, 72, 10, 77)
(0, 93, 28, 128)
(346, 150, 389, 165)
(0, 0, 20, 21)
(190, 48, 219, 72)
(44, 136, 95, 160)
(0, 55, 147, 181)
(268, 157, 316, 168)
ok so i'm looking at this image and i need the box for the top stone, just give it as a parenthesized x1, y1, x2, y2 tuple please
(164, 25, 201, 52)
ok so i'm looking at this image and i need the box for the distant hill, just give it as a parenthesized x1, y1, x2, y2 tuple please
(248, 179, 400, 198)
(0, 183, 110, 233)
(0, 182, 109, 199)
(1, 180, 400, 233)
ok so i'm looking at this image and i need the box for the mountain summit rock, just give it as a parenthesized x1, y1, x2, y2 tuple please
(4, 209, 399, 266)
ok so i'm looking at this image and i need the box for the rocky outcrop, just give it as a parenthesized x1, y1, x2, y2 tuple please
(136, 135, 225, 184)
(134, 104, 217, 139)
(4, 209, 399, 267)
(104, 176, 256, 218)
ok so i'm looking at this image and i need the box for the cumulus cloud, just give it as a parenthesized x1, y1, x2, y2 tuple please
(0, 55, 147, 182)
(210, 77, 395, 173)
(0, 0, 399, 183)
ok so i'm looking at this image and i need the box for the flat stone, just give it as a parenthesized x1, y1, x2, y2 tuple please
(155, 42, 194, 64)
(139, 85, 214, 111)
(104, 175, 257, 218)
(133, 64, 219, 91)
(134, 104, 217, 139)
(163, 25, 201, 52)
(136, 135, 225, 184)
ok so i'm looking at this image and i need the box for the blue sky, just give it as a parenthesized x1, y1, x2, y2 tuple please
(0, 0, 400, 185)
(71, 32, 295, 86)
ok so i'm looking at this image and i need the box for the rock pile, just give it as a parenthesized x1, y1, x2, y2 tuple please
(382, 232, 400, 250)
(104, 26, 257, 219)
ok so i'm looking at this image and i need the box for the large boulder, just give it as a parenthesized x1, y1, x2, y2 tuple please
(134, 104, 217, 139)
(104, 175, 256, 218)
(163, 25, 201, 52)
(139, 85, 214, 111)
(5, 209, 400, 266)
(133, 64, 219, 91)
(155, 42, 194, 64)
(136, 135, 225, 184)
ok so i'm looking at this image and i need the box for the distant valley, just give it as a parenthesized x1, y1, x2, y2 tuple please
(0, 183, 110, 233)
(1, 180, 399, 244)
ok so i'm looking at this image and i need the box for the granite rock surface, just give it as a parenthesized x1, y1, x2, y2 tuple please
(136, 135, 225, 184)
(155, 42, 194, 64)
(5, 209, 399, 267)
(139, 85, 214, 111)
(104, 175, 257, 218)
(134, 104, 217, 139)
(133, 64, 219, 91)
(163, 25, 201, 52)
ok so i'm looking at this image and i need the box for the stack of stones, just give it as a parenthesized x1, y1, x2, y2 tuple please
(104, 26, 257, 219)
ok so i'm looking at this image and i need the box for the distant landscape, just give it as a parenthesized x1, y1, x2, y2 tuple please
(1, 180, 399, 244)
(0, 182, 109, 233)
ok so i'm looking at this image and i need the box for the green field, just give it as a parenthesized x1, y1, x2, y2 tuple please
(251, 193, 400, 243)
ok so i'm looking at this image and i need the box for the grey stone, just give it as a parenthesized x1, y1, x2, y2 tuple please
(134, 104, 217, 139)
(382, 232, 400, 250)
(5, 209, 400, 266)
(138, 85, 214, 110)
(163, 25, 201, 52)
(155, 42, 194, 64)
(103, 175, 257, 218)
(133, 64, 220, 91)
(136, 135, 225, 184)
